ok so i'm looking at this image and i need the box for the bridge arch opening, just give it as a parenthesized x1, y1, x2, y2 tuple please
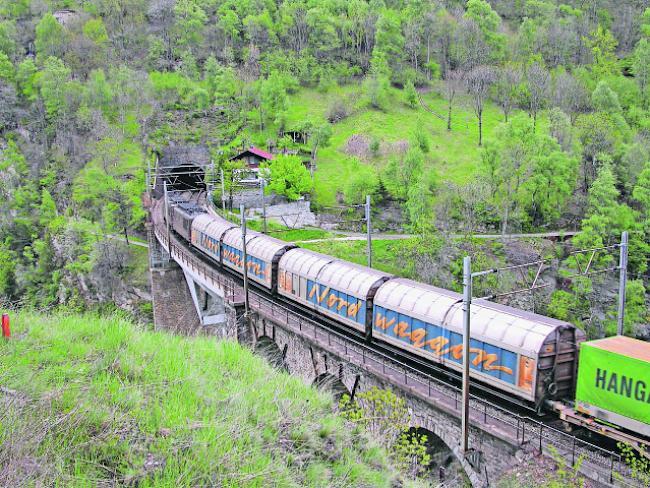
(402, 426, 467, 486)
(254, 336, 286, 371)
(313, 373, 350, 402)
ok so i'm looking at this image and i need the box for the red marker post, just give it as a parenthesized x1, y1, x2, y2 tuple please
(1, 313, 10, 340)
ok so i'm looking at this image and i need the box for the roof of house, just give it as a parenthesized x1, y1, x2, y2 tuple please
(231, 146, 274, 162)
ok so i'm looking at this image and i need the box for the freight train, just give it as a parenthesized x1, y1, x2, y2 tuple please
(165, 199, 650, 445)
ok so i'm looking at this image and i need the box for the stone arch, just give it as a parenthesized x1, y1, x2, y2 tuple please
(313, 372, 350, 401)
(410, 415, 487, 487)
(254, 336, 286, 370)
(402, 426, 467, 485)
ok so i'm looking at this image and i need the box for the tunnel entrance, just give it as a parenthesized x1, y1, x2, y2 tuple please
(153, 146, 208, 196)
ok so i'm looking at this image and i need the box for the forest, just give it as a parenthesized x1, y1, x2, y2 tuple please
(0, 0, 649, 338)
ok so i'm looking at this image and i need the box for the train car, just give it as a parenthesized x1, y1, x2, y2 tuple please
(221, 228, 295, 290)
(171, 202, 205, 242)
(575, 336, 650, 437)
(190, 213, 237, 264)
(372, 278, 585, 405)
(278, 248, 391, 336)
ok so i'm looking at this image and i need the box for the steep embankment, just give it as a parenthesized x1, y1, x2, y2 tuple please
(0, 313, 397, 487)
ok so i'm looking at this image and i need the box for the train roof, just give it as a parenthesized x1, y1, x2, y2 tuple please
(173, 202, 205, 217)
(374, 278, 580, 355)
(192, 213, 236, 239)
(245, 233, 295, 262)
(279, 248, 335, 281)
(317, 260, 392, 299)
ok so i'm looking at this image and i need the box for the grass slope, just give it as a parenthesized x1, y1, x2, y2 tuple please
(0, 313, 396, 487)
(279, 84, 510, 207)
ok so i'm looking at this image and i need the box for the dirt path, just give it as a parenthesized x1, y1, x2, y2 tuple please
(293, 230, 580, 244)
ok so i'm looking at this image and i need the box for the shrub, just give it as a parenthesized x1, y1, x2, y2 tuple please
(343, 160, 380, 204)
(326, 99, 350, 123)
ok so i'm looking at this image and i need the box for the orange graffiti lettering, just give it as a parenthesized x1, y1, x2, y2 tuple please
(375, 313, 396, 330)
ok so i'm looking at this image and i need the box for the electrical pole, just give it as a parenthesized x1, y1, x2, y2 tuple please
(461, 256, 472, 454)
(240, 205, 250, 321)
(617, 231, 629, 336)
(220, 168, 226, 214)
(164, 180, 171, 252)
(208, 159, 215, 200)
(366, 195, 372, 268)
(261, 178, 268, 234)
(146, 158, 151, 197)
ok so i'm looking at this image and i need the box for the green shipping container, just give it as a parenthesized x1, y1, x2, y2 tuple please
(575, 336, 650, 436)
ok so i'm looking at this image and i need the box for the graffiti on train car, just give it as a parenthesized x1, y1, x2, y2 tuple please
(374, 308, 516, 382)
(222, 244, 270, 282)
(307, 281, 365, 324)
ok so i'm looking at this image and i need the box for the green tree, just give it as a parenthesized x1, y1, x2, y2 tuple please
(308, 123, 332, 177)
(0, 20, 17, 58)
(464, 0, 506, 60)
(0, 51, 14, 82)
(15, 57, 37, 100)
(374, 10, 404, 76)
(35, 56, 72, 123)
(403, 80, 418, 109)
(591, 80, 621, 113)
(483, 114, 577, 232)
(588, 25, 619, 78)
(343, 160, 379, 204)
(35, 13, 65, 60)
(383, 147, 424, 200)
(263, 155, 313, 201)
(632, 38, 650, 108)
(173, 0, 207, 52)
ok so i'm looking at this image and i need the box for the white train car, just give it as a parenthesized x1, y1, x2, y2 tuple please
(372, 278, 585, 404)
(190, 213, 236, 264)
(279, 248, 391, 335)
(221, 228, 295, 290)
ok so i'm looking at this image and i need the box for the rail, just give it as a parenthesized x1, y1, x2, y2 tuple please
(150, 204, 639, 487)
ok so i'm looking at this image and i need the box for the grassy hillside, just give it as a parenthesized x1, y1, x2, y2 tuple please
(0, 313, 398, 487)
(256, 83, 518, 207)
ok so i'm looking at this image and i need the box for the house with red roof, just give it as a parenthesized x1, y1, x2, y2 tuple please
(230, 146, 274, 170)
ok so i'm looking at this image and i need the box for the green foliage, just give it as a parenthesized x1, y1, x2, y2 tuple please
(465, 0, 506, 60)
(393, 432, 432, 480)
(35, 13, 65, 60)
(403, 80, 418, 109)
(617, 443, 650, 486)
(482, 114, 577, 231)
(0, 20, 17, 57)
(83, 18, 109, 45)
(343, 160, 380, 205)
(263, 155, 313, 201)
(15, 57, 38, 100)
(632, 38, 650, 108)
(604, 280, 648, 337)
(35, 56, 72, 122)
(382, 147, 424, 201)
(591, 81, 621, 113)
(364, 73, 390, 110)
(0, 313, 397, 487)
(413, 128, 430, 154)
(588, 25, 619, 78)
(0, 52, 14, 82)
